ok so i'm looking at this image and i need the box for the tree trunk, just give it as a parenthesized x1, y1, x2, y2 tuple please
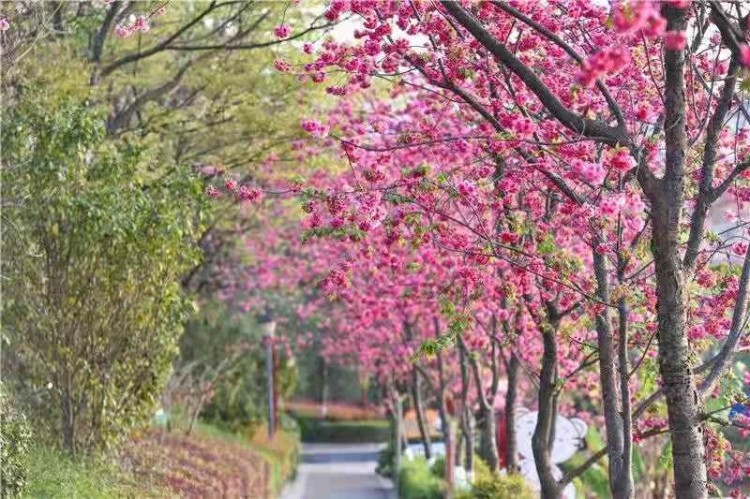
(456, 431, 464, 468)
(437, 391, 455, 497)
(443, 415, 456, 499)
(462, 330, 500, 471)
(411, 368, 433, 460)
(462, 411, 474, 475)
(393, 389, 403, 492)
(651, 214, 706, 498)
(593, 248, 631, 498)
(457, 335, 474, 475)
(532, 306, 560, 498)
(61, 392, 76, 455)
(649, 5, 707, 497)
(435, 322, 455, 497)
(478, 404, 498, 470)
(320, 357, 329, 419)
(505, 351, 519, 473)
(617, 251, 634, 499)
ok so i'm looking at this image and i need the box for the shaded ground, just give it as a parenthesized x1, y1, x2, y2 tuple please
(281, 443, 394, 499)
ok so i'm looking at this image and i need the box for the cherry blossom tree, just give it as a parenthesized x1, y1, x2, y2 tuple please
(264, 1, 750, 497)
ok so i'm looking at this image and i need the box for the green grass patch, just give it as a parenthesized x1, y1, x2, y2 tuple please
(23, 445, 165, 499)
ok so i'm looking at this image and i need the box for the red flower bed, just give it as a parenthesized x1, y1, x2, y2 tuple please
(286, 399, 384, 421)
(122, 429, 269, 498)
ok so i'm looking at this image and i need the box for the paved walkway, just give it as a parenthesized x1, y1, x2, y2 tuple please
(281, 443, 394, 499)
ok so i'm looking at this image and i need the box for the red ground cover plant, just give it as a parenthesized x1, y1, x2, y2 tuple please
(286, 399, 384, 421)
(122, 429, 270, 499)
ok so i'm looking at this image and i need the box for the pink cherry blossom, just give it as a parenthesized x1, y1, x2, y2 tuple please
(300, 119, 328, 137)
(274, 59, 292, 72)
(274, 24, 291, 39)
(133, 16, 149, 33)
(115, 25, 132, 38)
(663, 31, 687, 50)
(740, 45, 750, 68)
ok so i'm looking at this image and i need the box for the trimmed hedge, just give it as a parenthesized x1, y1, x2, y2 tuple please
(292, 415, 390, 443)
(246, 417, 301, 494)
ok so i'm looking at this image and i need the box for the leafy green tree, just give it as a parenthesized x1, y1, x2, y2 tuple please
(174, 301, 297, 434)
(1, 97, 207, 455)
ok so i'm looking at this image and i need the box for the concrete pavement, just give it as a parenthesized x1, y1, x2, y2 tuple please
(280, 443, 395, 499)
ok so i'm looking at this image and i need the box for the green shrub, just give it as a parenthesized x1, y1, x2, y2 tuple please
(461, 472, 535, 499)
(398, 458, 445, 499)
(376, 441, 395, 478)
(293, 415, 390, 443)
(0, 389, 32, 497)
(471, 455, 493, 482)
(430, 455, 446, 479)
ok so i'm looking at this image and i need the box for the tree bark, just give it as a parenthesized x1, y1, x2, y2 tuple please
(648, 5, 707, 497)
(437, 377, 455, 497)
(462, 331, 500, 471)
(592, 247, 631, 498)
(505, 350, 519, 473)
(465, 417, 475, 474)
(411, 368, 433, 460)
(320, 357, 329, 418)
(477, 402, 498, 470)
(532, 304, 560, 498)
(617, 250, 635, 499)
(435, 318, 455, 497)
(61, 390, 76, 455)
(457, 339, 474, 475)
(393, 388, 403, 492)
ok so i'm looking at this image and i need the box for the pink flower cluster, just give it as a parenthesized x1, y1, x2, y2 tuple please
(740, 45, 750, 68)
(301, 119, 329, 137)
(0, 17, 10, 32)
(612, 1, 666, 37)
(320, 263, 351, 299)
(274, 59, 293, 72)
(274, 24, 291, 39)
(599, 194, 626, 216)
(115, 16, 150, 38)
(206, 185, 223, 199)
(456, 179, 478, 201)
(610, 149, 634, 173)
(663, 30, 687, 50)
(237, 186, 263, 203)
(571, 160, 606, 184)
(205, 178, 263, 204)
(577, 47, 631, 88)
(324, 0, 346, 22)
